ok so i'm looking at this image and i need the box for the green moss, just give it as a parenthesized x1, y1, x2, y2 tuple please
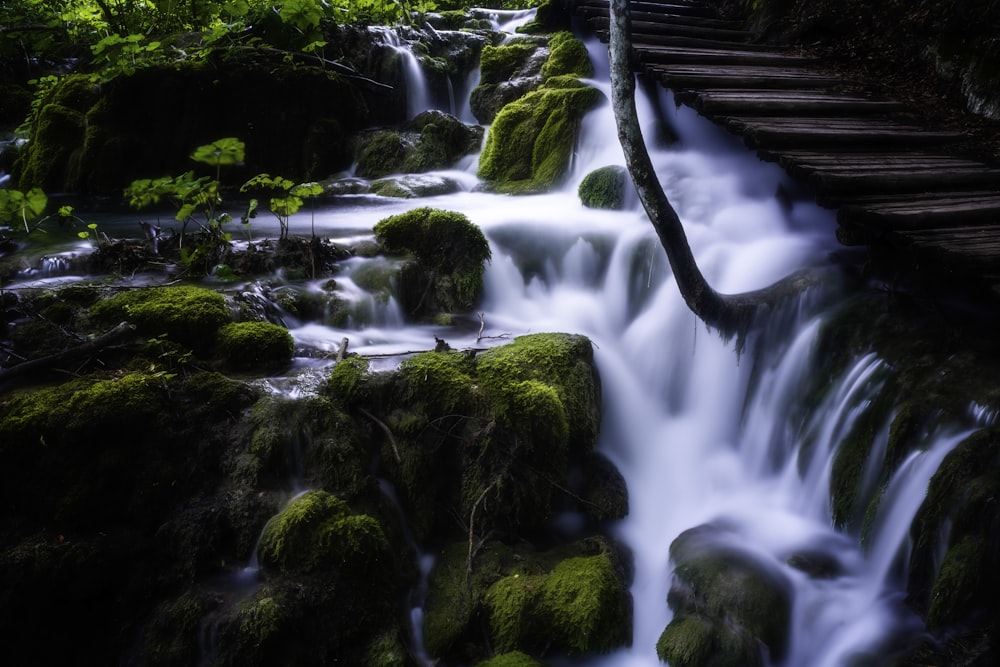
(475, 651, 546, 667)
(237, 596, 284, 650)
(477, 84, 602, 194)
(578, 165, 628, 210)
(256, 490, 389, 575)
(927, 535, 990, 630)
(216, 321, 294, 370)
(374, 207, 492, 310)
(480, 42, 538, 85)
(17, 102, 86, 191)
(399, 350, 476, 415)
(540, 32, 593, 80)
(485, 573, 547, 652)
(666, 525, 792, 665)
(541, 554, 628, 654)
(64, 373, 168, 432)
(476, 333, 600, 450)
(355, 131, 410, 179)
(327, 357, 372, 404)
(656, 615, 717, 667)
(364, 630, 409, 667)
(90, 286, 231, 353)
(139, 592, 207, 665)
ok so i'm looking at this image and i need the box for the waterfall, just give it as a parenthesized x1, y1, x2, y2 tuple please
(274, 20, 981, 664)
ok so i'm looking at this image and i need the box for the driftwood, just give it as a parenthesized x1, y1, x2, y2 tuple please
(0, 322, 136, 390)
(608, 0, 819, 344)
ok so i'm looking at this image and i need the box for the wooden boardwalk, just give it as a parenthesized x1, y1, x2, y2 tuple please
(573, 0, 1000, 297)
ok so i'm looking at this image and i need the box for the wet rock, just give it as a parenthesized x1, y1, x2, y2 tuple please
(373, 206, 491, 317)
(216, 321, 294, 371)
(354, 110, 484, 179)
(658, 523, 793, 667)
(477, 77, 602, 194)
(578, 165, 628, 210)
(424, 536, 630, 664)
(371, 173, 465, 198)
(469, 37, 549, 124)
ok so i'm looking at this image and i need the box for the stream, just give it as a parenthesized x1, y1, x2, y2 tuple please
(4, 9, 992, 666)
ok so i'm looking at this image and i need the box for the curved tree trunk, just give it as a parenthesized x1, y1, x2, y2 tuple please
(608, 0, 819, 343)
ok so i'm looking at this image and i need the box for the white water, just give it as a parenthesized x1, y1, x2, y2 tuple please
(254, 15, 985, 664)
(5, 12, 980, 666)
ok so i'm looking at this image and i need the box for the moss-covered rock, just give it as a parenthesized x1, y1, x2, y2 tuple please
(658, 524, 792, 667)
(256, 489, 390, 576)
(15, 102, 86, 191)
(540, 31, 593, 79)
(90, 285, 232, 353)
(374, 206, 492, 315)
(425, 536, 630, 664)
(469, 37, 548, 124)
(578, 165, 628, 210)
(355, 111, 484, 179)
(216, 321, 294, 370)
(477, 80, 602, 194)
(475, 651, 547, 667)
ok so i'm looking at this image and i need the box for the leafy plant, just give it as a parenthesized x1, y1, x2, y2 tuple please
(0, 188, 48, 233)
(240, 174, 322, 240)
(125, 137, 245, 272)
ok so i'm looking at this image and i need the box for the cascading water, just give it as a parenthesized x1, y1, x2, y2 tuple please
(270, 15, 988, 664)
(4, 10, 989, 666)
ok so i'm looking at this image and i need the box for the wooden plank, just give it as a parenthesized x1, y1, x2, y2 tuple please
(648, 64, 840, 90)
(596, 31, 768, 50)
(636, 45, 818, 66)
(840, 195, 1000, 231)
(589, 18, 753, 41)
(578, 0, 718, 17)
(687, 90, 905, 115)
(808, 168, 1000, 195)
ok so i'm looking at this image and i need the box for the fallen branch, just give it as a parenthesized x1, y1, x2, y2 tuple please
(0, 322, 136, 390)
(357, 406, 402, 463)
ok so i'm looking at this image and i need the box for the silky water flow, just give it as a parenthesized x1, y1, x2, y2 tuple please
(11, 11, 989, 666)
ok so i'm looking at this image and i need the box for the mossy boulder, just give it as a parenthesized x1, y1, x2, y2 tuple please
(15, 103, 86, 191)
(424, 537, 630, 664)
(475, 651, 547, 667)
(89, 285, 232, 353)
(256, 490, 390, 576)
(216, 321, 294, 370)
(540, 31, 593, 79)
(354, 110, 484, 179)
(658, 524, 792, 667)
(477, 80, 602, 194)
(373, 206, 492, 316)
(578, 165, 628, 210)
(470, 38, 548, 124)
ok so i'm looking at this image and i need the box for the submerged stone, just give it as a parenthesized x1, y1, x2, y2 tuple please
(659, 524, 793, 667)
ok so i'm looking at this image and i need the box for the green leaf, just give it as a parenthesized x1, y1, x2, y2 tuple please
(24, 188, 48, 218)
(58, 205, 74, 218)
(191, 137, 246, 167)
(291, 181, 323, 197)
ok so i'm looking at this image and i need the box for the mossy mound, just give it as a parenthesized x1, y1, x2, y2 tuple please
(478, 80, 602, 194)
(90, 285, 231, 353)
(216, 321, 294, 370)
(540, 31, 594, 79)
(373, 206, 492, 316)
(658, 524, 792, 667)
(470, 38, 548, 124)
(475, 651, 547, 667)
(256, 490, 390, 576)
(354, 110, 484, 179)
(578, 165, 628, 210)
(324, 332, 606, 543)
(424, 537, 630, 664)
